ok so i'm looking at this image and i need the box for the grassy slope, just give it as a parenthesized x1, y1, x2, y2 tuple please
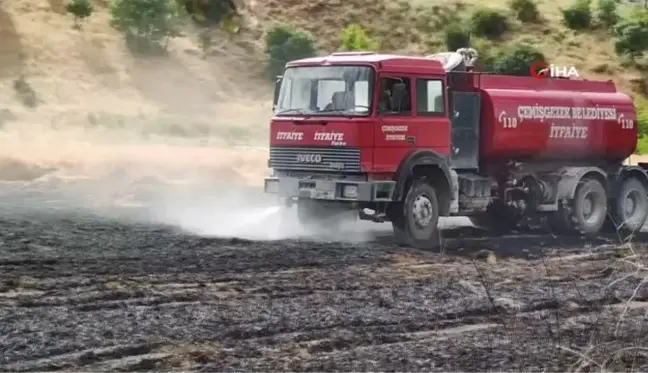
(257, 0, 646, 95)
(0, 0, 273, 146)
(0, 1, 647, 182)
(0, 0, 274, 184)
(1, 0, 647, 144)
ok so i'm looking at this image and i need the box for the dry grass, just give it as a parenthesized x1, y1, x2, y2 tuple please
(0, 0, 273, 186)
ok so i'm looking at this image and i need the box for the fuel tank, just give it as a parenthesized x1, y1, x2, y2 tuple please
(478, 76, 637, 162)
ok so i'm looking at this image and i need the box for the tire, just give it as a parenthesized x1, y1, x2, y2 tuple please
(390, 179, 440, 250)
(613, 178, 648, 233)
(557, 178, 608, 236)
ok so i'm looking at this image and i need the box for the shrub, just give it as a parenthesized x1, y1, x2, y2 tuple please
(265, 25, 317, 79)
(614, 11, 648, 61)
(637, 136, 648, 154)
(13, 76, 39, 108)
(508, 0, 539, 23)
(339, 24, 379, 51)
(561, 0, 592, 30)
(471, 38, 496, 70)
(66, 0, 93, 27)
(198, 29, 212, 58)
(491, 43, 546, 76)
(636, 95, 648, 154)
(0, 108, 16, 129)
(176, 0, 239, 30)
(635, 94, 648, 139)
(597, 0, 618, 29)
(109, 0, 181, 54)
(444, 23, 470, 51)
(470, 8, 509, 39)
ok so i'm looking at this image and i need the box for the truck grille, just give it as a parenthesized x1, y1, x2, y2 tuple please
(269, 147, 361, 172)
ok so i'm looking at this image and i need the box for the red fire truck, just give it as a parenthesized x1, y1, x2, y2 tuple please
(264, 49, 646, 248)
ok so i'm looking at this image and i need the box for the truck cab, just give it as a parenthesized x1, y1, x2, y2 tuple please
(264, 51, 479, 246)
(264, 50, 648, 248)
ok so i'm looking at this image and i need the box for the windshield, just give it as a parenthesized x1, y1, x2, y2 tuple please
(275, 65, 374, 116)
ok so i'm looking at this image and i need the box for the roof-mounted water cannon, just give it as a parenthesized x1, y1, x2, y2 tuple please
(425, 52, 465, 72)
(456, 48, 478, 70)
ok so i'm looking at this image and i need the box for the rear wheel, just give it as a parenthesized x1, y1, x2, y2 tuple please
(390, 180, 440, 249)
(613, 178, 648, 233)
(551, 178, 608, 236)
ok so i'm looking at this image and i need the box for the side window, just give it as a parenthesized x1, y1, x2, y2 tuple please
(416, 79, 444, 115)
(378, 77, 412, 115)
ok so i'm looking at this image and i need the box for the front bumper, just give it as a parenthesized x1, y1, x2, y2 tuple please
(264, 177, 395, 202)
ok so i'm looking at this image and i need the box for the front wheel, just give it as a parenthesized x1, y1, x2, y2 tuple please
(390, 180, 440, 249)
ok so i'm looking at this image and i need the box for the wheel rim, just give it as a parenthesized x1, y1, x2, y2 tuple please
(413, 194, 433, 228)
(582, 196, 593, 218)
(581, 190, 605, 226)
(624, 190, 639, 217)
(619, 185, 647, 230)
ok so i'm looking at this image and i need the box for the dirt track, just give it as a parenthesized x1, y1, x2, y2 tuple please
(2, 185, 648, 372)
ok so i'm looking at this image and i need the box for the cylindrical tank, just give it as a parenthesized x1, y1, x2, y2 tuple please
(479, 80, 637, 162)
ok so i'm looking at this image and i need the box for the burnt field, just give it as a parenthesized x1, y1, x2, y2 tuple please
(3, 186, 648, 372)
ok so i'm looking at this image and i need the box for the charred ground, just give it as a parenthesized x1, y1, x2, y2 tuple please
(2, 186, 648, 372)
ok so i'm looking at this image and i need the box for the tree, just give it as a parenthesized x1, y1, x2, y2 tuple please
(508, 0, 539, 23)
(444, 23, 470, 51)
(109, 0, 181, 54)
(265, 25, 317, 79)
(634, 95, 648, 154)
(597, 0, 618, 29)
(66, 0, 93, 28)
(339, 24, 379, 51)
(561, 0, 592, 30)
(491, 43, 546, 76)
(613, 11, 648, 61)
(470, 8, 509, 39)
(177, 0, 238, 27)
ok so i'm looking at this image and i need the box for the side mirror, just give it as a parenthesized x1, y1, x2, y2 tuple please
(392, 83, 406, 111)
(273, 75, 283, 111)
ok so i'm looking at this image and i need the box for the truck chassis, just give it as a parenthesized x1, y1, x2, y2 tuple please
(265, 161, 648, 249)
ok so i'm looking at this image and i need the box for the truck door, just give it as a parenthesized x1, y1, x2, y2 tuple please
(449, 90, 480, 170)
(373, 75, 451, 173)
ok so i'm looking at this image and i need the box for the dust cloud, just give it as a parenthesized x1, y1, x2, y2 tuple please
(147, 183, 377, 242)
(0, 0, 383, 243)
(0, 101, 379, 244)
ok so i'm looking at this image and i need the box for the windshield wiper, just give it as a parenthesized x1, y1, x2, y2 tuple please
(276, 108, 307, 115)
(318, 108, 345, 114)
(318, 106, 370, 116)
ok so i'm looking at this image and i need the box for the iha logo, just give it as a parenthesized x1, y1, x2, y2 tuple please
(529, 61, 580, 79)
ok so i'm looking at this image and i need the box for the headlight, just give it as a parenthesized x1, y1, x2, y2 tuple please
(342, 184, 358, 199)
